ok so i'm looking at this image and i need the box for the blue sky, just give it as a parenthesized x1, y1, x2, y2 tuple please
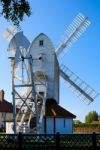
(0, 0, 100, 122)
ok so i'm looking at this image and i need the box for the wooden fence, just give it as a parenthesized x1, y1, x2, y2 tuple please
(74, 127, 100, 133)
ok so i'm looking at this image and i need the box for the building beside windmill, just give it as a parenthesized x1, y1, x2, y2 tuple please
(44, 99, 76, 134)
(0, 90, 76, 134)
(0, 90, 13, 131)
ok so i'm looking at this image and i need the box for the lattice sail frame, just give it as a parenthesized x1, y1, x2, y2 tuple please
(3, 26, 19, 41)
(55, 13, 98, 104)
(55, 13, 91, 57)
(60, 64, 99, 104)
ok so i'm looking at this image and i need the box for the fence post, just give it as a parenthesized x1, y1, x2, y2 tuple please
(92, 132, 97, 150)
(18, 132, 22, 150)
(56, 132, 60, 150)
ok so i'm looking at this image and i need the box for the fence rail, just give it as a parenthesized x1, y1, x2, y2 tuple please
(0, 132, 100, 150)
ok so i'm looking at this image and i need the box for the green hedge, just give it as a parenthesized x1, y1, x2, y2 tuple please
(74, 123, 100, 128)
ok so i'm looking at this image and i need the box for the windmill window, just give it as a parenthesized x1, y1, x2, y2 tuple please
(39, 40, 44, 46)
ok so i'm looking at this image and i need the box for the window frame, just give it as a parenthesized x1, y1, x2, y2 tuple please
(39, 40, 44, 46)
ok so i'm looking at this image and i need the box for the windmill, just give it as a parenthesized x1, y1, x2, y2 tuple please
(4, 13, 98, 134)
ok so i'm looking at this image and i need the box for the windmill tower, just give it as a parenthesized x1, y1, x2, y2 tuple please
(4, 13, 98, 134)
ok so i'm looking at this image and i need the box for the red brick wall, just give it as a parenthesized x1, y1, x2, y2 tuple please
(0, 90, 4, 101)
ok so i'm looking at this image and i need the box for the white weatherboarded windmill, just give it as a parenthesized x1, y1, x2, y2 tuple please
(4, 13, 98, 134)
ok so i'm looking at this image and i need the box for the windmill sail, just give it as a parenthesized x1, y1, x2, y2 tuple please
(60, 64, 99, 104)
(3, 26, 19, 41)
(55, 13, 91, 57)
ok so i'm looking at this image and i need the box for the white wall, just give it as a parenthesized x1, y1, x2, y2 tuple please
(46, 117, 73, 134)
(0, 112, 13, 128)
(6, 122, 14, 133)
(46, 118, 54, 134)
(55, 118, 73, 134)
(6, 117, 73, 134)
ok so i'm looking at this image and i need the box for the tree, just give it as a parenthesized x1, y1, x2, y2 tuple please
(73, 120, 82, 125)
(98, 115, 100, 121)
(85, 111, 98, 123)
(0, 0, 31, 26)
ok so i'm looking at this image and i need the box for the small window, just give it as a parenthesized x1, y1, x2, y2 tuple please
(39, 40, 44, 46)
